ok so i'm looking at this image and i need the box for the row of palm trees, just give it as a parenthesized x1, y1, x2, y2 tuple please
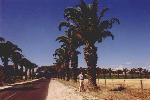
(53, 0, 119, 88)
(0, 37, 37, 84)
(95, 67, 149, 79)
(47, 66, 149, 80)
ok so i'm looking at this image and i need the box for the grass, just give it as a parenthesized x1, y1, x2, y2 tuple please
(58, 79, 150, 100)
(96, 79, 150, 89)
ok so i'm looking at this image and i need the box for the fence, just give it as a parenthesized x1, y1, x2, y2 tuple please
(95, 79, 150, 90)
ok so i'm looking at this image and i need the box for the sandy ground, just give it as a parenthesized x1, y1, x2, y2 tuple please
(46, 79, 83, 100)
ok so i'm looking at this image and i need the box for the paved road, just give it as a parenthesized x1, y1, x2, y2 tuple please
(0, 79, 50, 100)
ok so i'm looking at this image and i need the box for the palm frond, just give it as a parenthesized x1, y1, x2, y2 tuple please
(59, 21, 71, 31)
(99, 17, 120, 30)
(91, 0, 98, 14)
(98, 31, 114, 43)
(16, 47, 22, 52)
(56, 36, 70, 49)
(99, 8, 109, 21)
(56, 36, 68, 42)
(13, 51, 24, 58)
(110, 18, 120, 24)
(64, 7, 81, 22)
(80, 0, 87, 10)
(6, 41, 14, 46)
(0, 37, 5, 42)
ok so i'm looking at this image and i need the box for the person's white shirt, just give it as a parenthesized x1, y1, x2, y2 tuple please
(78, 73, 84, 80)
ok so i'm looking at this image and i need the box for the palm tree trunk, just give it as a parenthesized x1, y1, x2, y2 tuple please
(71, 52, 78, 82)
(14, 63, 18, 80)
(84, 43, 97, 87)
(131, 73, 134, 79)
(3, 57, 10, 82)
(62, 71, 65, 80)
(117, 73, 119, 78)
(103, 72, 106, 79)
(31, 68, 34, 79)
(124, 71, 127, 79)
(29, 68, 32, 79)
(65, 61, 70, 81)
(20, 66, 24, 79)
(139, 71, 142, 78)
(109, 72, 111, 78)
(25, 68, 28, 80)
(66, 67, 70, 81)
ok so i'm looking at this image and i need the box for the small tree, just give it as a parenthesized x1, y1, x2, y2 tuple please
(123, 68, 128, 79)
(108, 68, 112, 78)
(137, 68, 143, 78)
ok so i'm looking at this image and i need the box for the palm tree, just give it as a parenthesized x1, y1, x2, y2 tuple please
(137, 67, 143, 78)
(53, 54, 64, 79)
(11, 51, 23, 79)
(96, 67, 100, 78)
(123, 68, 128, 79)
(0, 37, 5, 42)
(108, 68, 112, 78)
(0, 37, 37, 81)
(116, 69, 123, 78)
(129, 68, 136, 78)
(31, 63, 37, 79)
(59, 0, 119, 87)
(0, 37, 5, 63)
(147, 70, 150, 79)
(143, 69, 148, 78)
(28, 63, 32, 79)
(56, 36, 71, 80)
(0, 41, 22, 67)
(18, 58, 26, 79)
(24, 59, 33, 80)
(56, 33, 81, 82)
(28, 63, 37, 79)
(53, 47, 70, 80)
(19, 58, 31, 80)
(0, 40, 22, 82)
(0, 37, 5, 67)
(0, 65, 5, 85)
(101, 68, 108, 79)
(53, 60, 62, 79)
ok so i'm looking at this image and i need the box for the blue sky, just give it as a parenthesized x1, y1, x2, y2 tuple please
(0, 0, 150, 68)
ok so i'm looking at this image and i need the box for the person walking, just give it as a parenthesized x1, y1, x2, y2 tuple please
(78, 72, 84, 92)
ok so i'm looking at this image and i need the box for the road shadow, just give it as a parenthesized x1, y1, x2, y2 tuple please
(0, 78, 51, 93)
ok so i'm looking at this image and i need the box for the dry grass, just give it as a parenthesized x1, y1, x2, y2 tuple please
(59, 79, 150, 100)
(96, 79, 150, 89)
(95, 79, 150, 100)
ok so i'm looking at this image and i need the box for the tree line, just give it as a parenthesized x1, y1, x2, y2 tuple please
(0, 37, 37, 84)
(94, 67, 149, 79)
(53, 0, 120, 89)
(45, 66, 149, 80)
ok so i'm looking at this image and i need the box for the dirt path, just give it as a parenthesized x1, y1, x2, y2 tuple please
(46, 79, 83, 100)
